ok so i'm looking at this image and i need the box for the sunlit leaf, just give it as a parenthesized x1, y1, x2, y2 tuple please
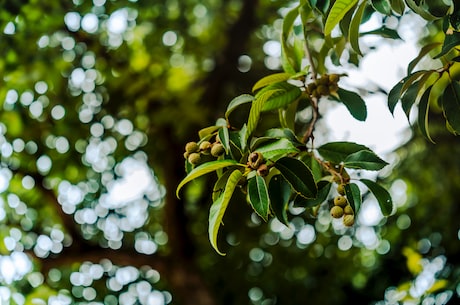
(335, 87, 367, 121)
(371, 0, 391, 15)
(252, 73, 292, 92)
(269, 175, 292, 226)
(264, 128, 303, 146)
(248, 175, 270, 221)
(246, 90, 281, 142)
(225, 94, 254, 120)
(360, 179, 393, 216)
(343, 150, 388, 170)
(344, 183, 361, 214)
(349, 0, 367, 55)
(407, 43, 442, 74)
(212, 169, 234, 202)
(281, 5, 300, 74)
(317, 141, 372, 163)
(255, 138, 299, 161)
(441, 81, 460, 134)
(274, 157, 317, 199)
(176, 160, 244, 198)
(218, 126, 230, 154)
(434, 31, 460, 59)
(209, 169, 243, 255)
(324, 0, 359, 36)
(261, 83, 302, 112)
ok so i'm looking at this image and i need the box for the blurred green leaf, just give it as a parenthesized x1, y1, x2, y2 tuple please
(324, 0, 359, 36)
(441, 81, 460, 134)
(269, 175, 292, 226)
(349, 0, 367, 55)
(371, 0, 392, 15)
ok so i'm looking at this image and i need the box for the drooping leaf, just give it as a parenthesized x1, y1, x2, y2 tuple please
(434, 31, 460, 59)
(388, 79, 405, 114)
(212, 169, 235, 202)
(218, 126, 230, 155)
(343, 150, 388, 170)
(248, 175, 270, 221)
(335, 87, 367, 121)
(225, 94, 254, 120)
(294, 180, 331, 208)
(261, 83, 302, 112)
(209, 169, 243, 255)
(407, 42, 442, 74)
(252, 73, 293, 92)
(344, 183, 361, 214)
(274, 157, 317, 199)
(441, 81, 460, 134)
(418, 86, 434, 143)
(324, 0, 359, 36)
(268, 175, 292, 226)
(176, 160, 244, 198)
(400, 81, 422, 120)
(281, 5, 300, 74)
(360, 179, 393, 216)
(255, 138, 299, 161)
(405, 0, 439, 21)
(317, 141, 372, 164)
(246, 90, 281, 143)
(361, 27, 402, 39)
(349, 0, 367, 55)
(371, 0, 392, 15)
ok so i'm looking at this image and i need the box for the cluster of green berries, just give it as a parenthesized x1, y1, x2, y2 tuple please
(184, 140, 225, 165)
(330, 184, 355, 227)
(306, 73, 340, 99)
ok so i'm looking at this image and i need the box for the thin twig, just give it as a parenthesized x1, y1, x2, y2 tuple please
(302, 95, 319, 144)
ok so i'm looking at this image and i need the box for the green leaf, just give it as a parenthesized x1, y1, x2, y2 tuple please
(371, 0, 392, 15)
(434, 31, 460, 59)
(441, 81, 460, 134)
(198, 126, 220, 140)
(324, 0, 359, 36)
(212, 169, 234, 202)
(317, 141, 372, 163)
(264, 128, 303, 146)
(176, 160, 244, 198)
(225, 94, 254, 120)
(400, 81, 421, 119)
(274, 157, 317, 199)
(335, 87, 367, 121)
(294, 180, 331, 208)
(405, 0, 439, 21)
(302, 154, 323, 182)
(418, 86, 434, 143)
(252, 73, 293, 92)
(268, 175, 292, 226)
(281, 5, 300, 74)
(261, 83, 302, 112)
(360, 179, 393, 216)
(361, 27, 402, 39)
(344, 150, 388, 170)
(349, 0, 367, 55)
(390, 0, 405, 15)
(407, 43, 442, 74)
(255, 138, 299, 161)
(388, 79, 405, 114)
(246, 90, 281, 142)
(209, 169, 243, 255)
(218, 126, 230, 155)
(344, 183, 361, 214)
(248, 175, 270, 221)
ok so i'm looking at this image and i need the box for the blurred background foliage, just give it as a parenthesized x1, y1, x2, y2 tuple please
(0, 0, 459, 305)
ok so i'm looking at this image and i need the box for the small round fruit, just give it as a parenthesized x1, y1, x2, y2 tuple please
(248, 152, 263, 169)
(257, 163, 269, 176)
(185, 141, 199, 153)
(334, 195, 348, 207)
(337, 184, 346, 195)
(343, 205, 354, 215)
(317, 85, 329, 96)
(188, 152, 201, 165)
(328, 74, 340, 84)
(343, 214, 355, 227)
(183, 151, 190, 159)
(211, 143, 225, 157)
(318, 75, 329, 85)
(199, 141, 212, 151)
(330, 206, 344, 219)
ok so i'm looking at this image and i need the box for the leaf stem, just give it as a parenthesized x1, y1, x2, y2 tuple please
(302, 95, 319, 145)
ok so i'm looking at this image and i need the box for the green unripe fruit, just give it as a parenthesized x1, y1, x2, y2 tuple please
(317, 85, 329, 96)
(334, 195, 348, 207)
(185, 141, 199, 153)
(318, 75, 329, 85)
(199, 141, 212, 154)
(343, 205, 354, 215)
(211, 143, 225, 157)
(183, 151, 190, 159)
(330, 206, 344, 218)
(188, 152, 201, 165)
(328, 73, 340, 84)
(343, 214, 355, 227)
(337, 184, 346, 196)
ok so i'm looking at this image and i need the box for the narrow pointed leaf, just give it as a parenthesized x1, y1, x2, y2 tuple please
(360, 179, 393, 216)
(336, 87, 367, 121)
(344, 150, 388, 170)
(252, 73, 292, 92)
(442, 81, 460, 134)
(209, 169, 243, 255)
(344, 183, 361, 214)
(255, 138, 299, 161)
(261, 83, 302, 112)
(248, 175, 270, 221)
(274, 157, 317, 199)
(246, 90, 280, 142)
(434, 31, 460, 59)
(225, 94, 254, 120)
(405, 0, 438, 21)
(281, 5, 300, 74)
(349, 0, 367, 55)
(317, 141, 372, 164)
(407, 43, 441, 74)
(212, 169, 234, 202)
(419, 86, 434, 143)
(388, 79, 405, 114)
(400, 81, 421, 120)
(176, 160, 244, 198)
(198, 126, 220, 140)
(324, 0, 359, 36)
(390, 0, 405, 15)
(371, 0, 391, 15)
(269, 175, 292, 226)
(361, 27, 401, 39)
(218, 126, 230, 154)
